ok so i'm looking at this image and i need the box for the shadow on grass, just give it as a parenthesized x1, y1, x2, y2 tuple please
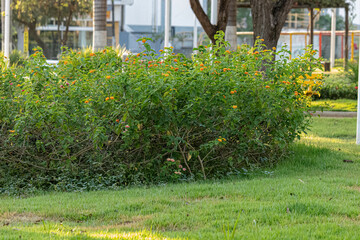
(275, 142, 355, 176)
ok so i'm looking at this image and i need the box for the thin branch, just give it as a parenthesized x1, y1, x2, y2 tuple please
(189, 0, 216, 42)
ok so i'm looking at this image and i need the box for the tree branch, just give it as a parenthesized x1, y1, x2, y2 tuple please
(189, 0, 216, 43)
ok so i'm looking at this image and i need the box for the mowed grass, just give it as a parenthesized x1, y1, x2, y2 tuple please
(310, 99, 357, 112)
(1, 118, 360, 239)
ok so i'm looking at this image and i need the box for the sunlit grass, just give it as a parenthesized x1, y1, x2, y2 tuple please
(0, 223, 178, 239)
(1, 118, 360, 239)
(311, 99, 357, 112)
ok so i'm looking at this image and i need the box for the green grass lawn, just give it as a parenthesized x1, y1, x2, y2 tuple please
(1, 118, 360, 239)
(311, 99, 357, 112)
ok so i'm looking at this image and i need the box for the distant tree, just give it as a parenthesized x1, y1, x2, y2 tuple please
(237, 8, 253, 32)
(317, 12, 345, 31)
(12, 0, 92, 56)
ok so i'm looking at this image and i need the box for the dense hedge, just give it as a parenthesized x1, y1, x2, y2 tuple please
(317, 73, 357, 100)
(0, 33, 321, 193)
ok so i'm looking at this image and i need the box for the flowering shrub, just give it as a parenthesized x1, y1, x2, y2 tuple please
(0, 32, 322, 192)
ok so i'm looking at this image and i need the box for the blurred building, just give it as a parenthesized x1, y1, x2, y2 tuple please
(120, 0, 207, 55)
(28, 0, 206, 59)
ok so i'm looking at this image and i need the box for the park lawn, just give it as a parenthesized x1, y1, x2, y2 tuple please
(310, 99, 357, 112)
(1, 118, 360, 240)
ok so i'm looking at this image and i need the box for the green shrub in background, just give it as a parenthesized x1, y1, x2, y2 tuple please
(317, 73, 357, 100)
(9, 50, 27, 66)
(316, 60, 359, 100)
(345, 60, 358, 84)
(0, 33, 322, 193)
(334, 58, 345, 68)
(0, 50, 27, 66)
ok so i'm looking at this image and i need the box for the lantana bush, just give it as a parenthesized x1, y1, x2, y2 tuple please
(0, 32, 322, 192)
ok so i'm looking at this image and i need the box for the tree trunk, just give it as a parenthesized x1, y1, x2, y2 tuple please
(225, 0, 237, 50)
(93, 0, 107, 50)
(250, 0, 294, 50)
(28, 22, 49, 57)
(190, 0, 230, 45)
(62, 8, 74, 46)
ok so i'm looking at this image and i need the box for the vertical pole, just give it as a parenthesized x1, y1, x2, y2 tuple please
(112, 0, 115, 47)
(330, 8, 336, 69)
(345, 5, 349, 69)
(341, 34, 344, 59)
(152, 0, 157, 33)
(4, 0, 10, 61)
(193, 15, 197, 49)
(289, 33, 292, 59)
(356, 35, 360, 145)
(319, 32, 322, 58)
(351, 32, 354, 61)
(211, 0, 218, 25)
(1, 0, 5, 52)
(164, 0, 170, 48)
(310, 8, 314, 47)
(118, 5, 124, 47)
(120, 5, 124, 32)
(16, 25, 24, 52)
(288, 13, 291, 28)
(23, 27, 29, 56)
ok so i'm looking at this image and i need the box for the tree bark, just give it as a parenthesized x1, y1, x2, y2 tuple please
(250, 0, 294, 50)
(190, 0, 230, 44)
(93, 0, 107, 50)
(225, 0, 237, 50)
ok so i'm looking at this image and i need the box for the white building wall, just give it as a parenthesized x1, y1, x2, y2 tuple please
(124, 0, 202, 29)
(124, 0, 154, 26)
(171, 0, 195, 27)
